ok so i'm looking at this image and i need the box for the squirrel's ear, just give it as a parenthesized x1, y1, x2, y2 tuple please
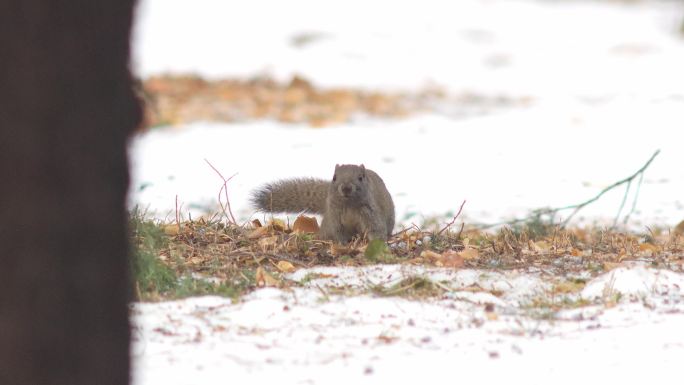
(335, 164, 340, 170)
(360, 164, 365, 171)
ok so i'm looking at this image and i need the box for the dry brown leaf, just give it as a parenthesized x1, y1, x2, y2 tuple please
(638, 242, 659, 253)
(441, 249, 465, 268)
(258, 235, 279, 248)
(330, 243, 356, 257)
(292, 215, 319, 233)
(276, 260, 296, 273)
(251, 219, 263, 228)
(376, 335, 398, 344)
(458, 248, 479, 260)
(267, 219, 287, 232)
(420, 250, 441, 261)
(247, 225, 271, 239)
(255, 267, 280, 287)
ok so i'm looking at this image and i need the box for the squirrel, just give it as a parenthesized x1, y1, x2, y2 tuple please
(250, 164, 395, 243)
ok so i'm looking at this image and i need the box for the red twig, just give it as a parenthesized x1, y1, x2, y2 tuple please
(204, 159, 238, 225)
(437, 200, 466, 236)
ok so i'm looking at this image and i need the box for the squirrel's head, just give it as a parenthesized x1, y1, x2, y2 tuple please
(331, 164, 368, 201)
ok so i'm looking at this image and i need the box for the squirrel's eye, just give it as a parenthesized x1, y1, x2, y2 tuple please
(358, 176, 363, 182)
(333, 175, 337, 182)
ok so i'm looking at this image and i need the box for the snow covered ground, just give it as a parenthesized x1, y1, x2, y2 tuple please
(131, 264, 684, 385)
(129, 1, 684, 383)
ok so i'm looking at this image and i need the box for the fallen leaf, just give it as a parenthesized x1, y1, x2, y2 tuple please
(420, 250, 441, 261)
(276, 260, 296, 273)
(458, 248, 479, 260)
(258, 235, 279, 248)
(255, 267, 280, 287)
(247, 225, 271, 239)
(292, 215, 319, 233)
(441, 249, 464, 268)
(638, 242, 659, 253)
(267, 219, 287, 232)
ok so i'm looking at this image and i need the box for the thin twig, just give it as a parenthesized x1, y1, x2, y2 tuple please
(204, 158, 238, 225)
(437, 200, 466, 236)
(613, 180, 631, 228)
(475, 150, 660, 229)
(175, 194, 181, 232)
(623, 170, 645, 225)
(560, 150, 659, 227)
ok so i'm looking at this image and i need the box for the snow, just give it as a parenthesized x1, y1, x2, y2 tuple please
(129, 0, 684, 228)
(131, 266, 684, 385)
(129, 109, 684, 228)
(129, 0, 684, 383)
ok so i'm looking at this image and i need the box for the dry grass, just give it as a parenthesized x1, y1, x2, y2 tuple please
(131, 211, 684, 301)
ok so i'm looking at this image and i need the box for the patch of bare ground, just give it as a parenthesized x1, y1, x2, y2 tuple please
(137, 74, 531, 129)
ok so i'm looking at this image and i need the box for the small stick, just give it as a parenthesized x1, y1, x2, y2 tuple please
(204, 158, 238, 225)
(476, 150, 660, 229)
(437, 200, 466, 236)
(175, 194, 181, 232)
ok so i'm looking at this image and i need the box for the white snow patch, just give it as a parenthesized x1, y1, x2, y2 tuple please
(132, 265, 684, 385)
(582, 265, 684, 299)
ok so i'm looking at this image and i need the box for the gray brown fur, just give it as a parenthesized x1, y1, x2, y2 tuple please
(251, 164, 395, 243)
(250, 177, 328, 214)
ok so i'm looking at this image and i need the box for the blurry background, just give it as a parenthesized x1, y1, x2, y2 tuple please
(129, 0, 684, 229)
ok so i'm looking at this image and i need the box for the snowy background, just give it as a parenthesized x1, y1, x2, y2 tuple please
(129, 0, 684, 229)
(129, 1, 684, 384)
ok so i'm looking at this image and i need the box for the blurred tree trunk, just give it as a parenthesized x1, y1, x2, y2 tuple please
(0, 1, 140, 384)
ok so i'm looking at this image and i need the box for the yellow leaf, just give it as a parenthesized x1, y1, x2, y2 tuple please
(255, 267, 280, 287)
(458, 248, 479, 260)
(276, 260, 296, 273)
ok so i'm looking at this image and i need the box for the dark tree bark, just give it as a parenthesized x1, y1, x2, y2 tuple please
(0, 1, 140, 384)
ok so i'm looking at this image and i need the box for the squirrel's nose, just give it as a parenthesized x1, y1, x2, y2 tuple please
(341, 185, 353, 196)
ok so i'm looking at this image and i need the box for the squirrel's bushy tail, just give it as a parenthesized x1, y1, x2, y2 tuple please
(250, 178, 329, 214)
